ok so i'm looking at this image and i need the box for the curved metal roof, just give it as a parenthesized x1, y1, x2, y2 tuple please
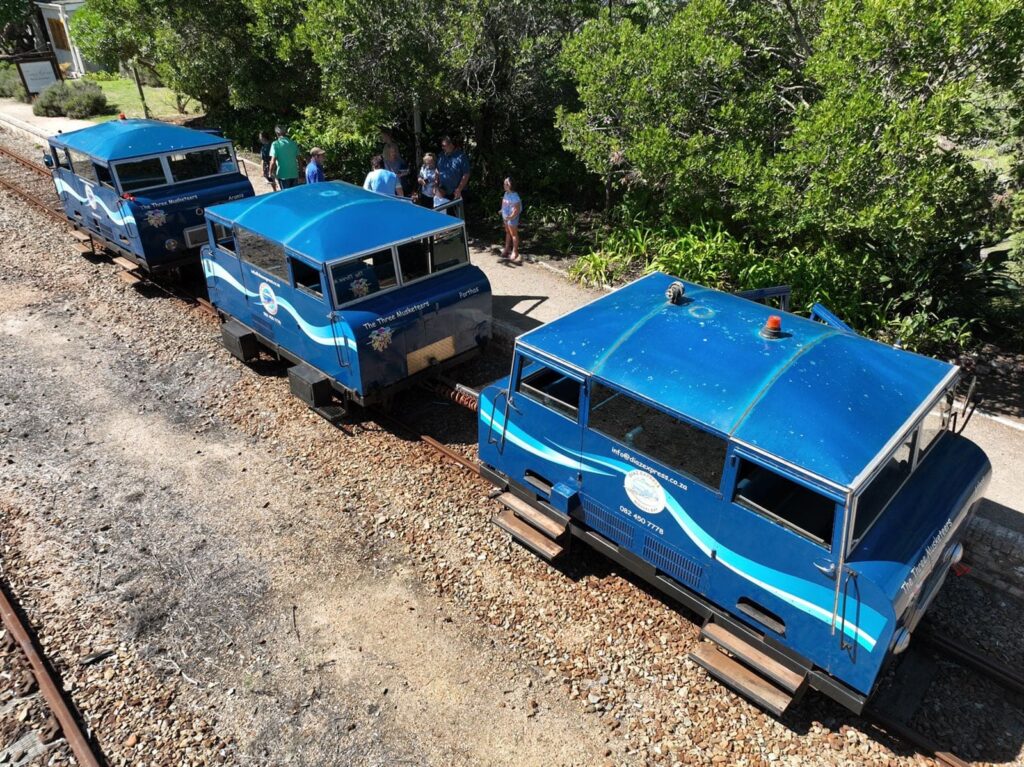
(518, 272, 955, 490)
(205, 182, 463, 264)
(49, 118, 228, 161)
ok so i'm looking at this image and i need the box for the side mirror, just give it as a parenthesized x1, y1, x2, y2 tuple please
(42, 154, 53, 169)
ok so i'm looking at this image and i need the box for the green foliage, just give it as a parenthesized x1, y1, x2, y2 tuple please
(0, 0, 36, 54)
(62, 81, 110, 119)
(0, 62, 28, 102)
(559, 0, 1024, 351)
(32, 82, 69, 117)
(289, 105, 377, 183)
(32, 80, 109, 118)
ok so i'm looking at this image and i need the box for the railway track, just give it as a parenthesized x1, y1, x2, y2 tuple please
(0, 144, 216, 316)
(0, 145, 65, 221)
(1, 133, 1020, 767)
(1, 581, 104, 766)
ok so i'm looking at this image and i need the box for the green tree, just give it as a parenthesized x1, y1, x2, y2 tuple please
(0, 0, 43, 54)
(560, 0, 1024, 347)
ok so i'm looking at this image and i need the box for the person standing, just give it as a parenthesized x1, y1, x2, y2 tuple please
(437, 135, 470, 201)
(258, 131, 276, 190)
(383, 143, 411, 195)
(269, 126, 301, 190)
(500, 177, 522, 264)
(305, 148, 326, 184)
(417, 152, 440, 208)
(362, 155, 404, 197)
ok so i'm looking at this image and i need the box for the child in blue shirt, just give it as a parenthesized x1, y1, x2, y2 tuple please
(500, 177, 522, 264)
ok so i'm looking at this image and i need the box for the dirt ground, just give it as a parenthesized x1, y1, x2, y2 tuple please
(1, 128, 1024, 766)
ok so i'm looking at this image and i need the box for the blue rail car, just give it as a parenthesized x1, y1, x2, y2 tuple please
(46, 118, 254, 272)
(202, 182, 491, 413)
(478, 273, 989, 715)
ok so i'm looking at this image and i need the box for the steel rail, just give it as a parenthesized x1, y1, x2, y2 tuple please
(371, 407, 481, 475)
(864, 707, 970, 767)
(0, 145, 51, 176)
(918, 626, 1024, 697)
(0, 581, 104, 766)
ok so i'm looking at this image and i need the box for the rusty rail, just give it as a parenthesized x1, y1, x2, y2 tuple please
(0, 145, 51, 177)
(0, 581, 104, 766)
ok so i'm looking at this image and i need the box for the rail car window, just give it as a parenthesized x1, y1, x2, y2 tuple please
(432, 228, 469, 272)
(396, 239, 431, 282)
(918, 397, 951, 458)
(733, 460, 835, 547)
(852, 436, 914, 545)
(395, 228, 469, 284)
(211, 222, 235, 253)
(291, 258, 323, 297)
(116, 158, 168, 192)
(51, 148, 71, 170)
(95, 164, 114, 188)
(589, 383, 728, 491)
(517, 360, 581, 420)
(331, 248, 397, 304)
(237, 227, 287, 279)
(167, 147, 233, 183)
(67, 150, 97, 185)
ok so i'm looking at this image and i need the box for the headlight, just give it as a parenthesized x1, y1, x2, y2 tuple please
(892, 627, 912, 655)
(165, 238, 180, 252)
(947, 542, 964, 566)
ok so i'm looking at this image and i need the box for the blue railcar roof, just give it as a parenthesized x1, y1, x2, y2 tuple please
(204, 182, 462, 264)
(49, 119, 228, 162)
(518, 272, 955, 490)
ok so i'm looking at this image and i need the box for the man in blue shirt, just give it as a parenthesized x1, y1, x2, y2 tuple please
(437, 136, 471, 199)
(305, 147, 325, 184)
(362, 155, 404, 197)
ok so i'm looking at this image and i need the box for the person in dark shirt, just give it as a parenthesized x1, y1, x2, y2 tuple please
(437, 135, 471, 200)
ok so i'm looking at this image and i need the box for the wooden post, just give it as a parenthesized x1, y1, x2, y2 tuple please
(131, 62, 151, 119)
(413, 94, 423, 166)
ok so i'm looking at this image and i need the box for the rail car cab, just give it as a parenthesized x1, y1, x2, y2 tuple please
(478, 273, 990, 715)
(46, 118, 253, 271)
(201, 181, 491, 412)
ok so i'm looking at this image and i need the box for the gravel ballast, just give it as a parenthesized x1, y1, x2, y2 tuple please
(1, 128, 1022, 766)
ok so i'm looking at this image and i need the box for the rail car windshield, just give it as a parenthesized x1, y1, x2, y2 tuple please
(329, 227, 469, 307)
(167, 146, 236, 183)
(850, 391, 954, 548)
(113, 144, 237, 194)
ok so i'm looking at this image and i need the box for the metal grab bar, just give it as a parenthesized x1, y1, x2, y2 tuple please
(839, 567, 857, 652)
(736, 285, 791, 312)
(485, 388, 510, 451)
(328, 311, 350, 367)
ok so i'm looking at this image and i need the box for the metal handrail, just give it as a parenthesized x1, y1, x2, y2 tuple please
(328, 311, 350, 367)
(831, 494, 855, 637)
(486, 388, 512, 451)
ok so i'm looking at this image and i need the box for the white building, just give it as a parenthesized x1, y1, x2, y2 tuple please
(35, 1, 88, 78)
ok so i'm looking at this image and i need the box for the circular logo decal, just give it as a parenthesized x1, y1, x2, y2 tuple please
(624, 470, 666, 515)
(259, 282, 278, 315)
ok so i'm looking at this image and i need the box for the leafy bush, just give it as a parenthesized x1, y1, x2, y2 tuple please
(82, 70, 121, 82)
(32, 82, 70, 116)
(62, 81, 109, 118)
(289, 105, 377, 183)
(32, 80, 109, 118)
(0, 64, 29, 103)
